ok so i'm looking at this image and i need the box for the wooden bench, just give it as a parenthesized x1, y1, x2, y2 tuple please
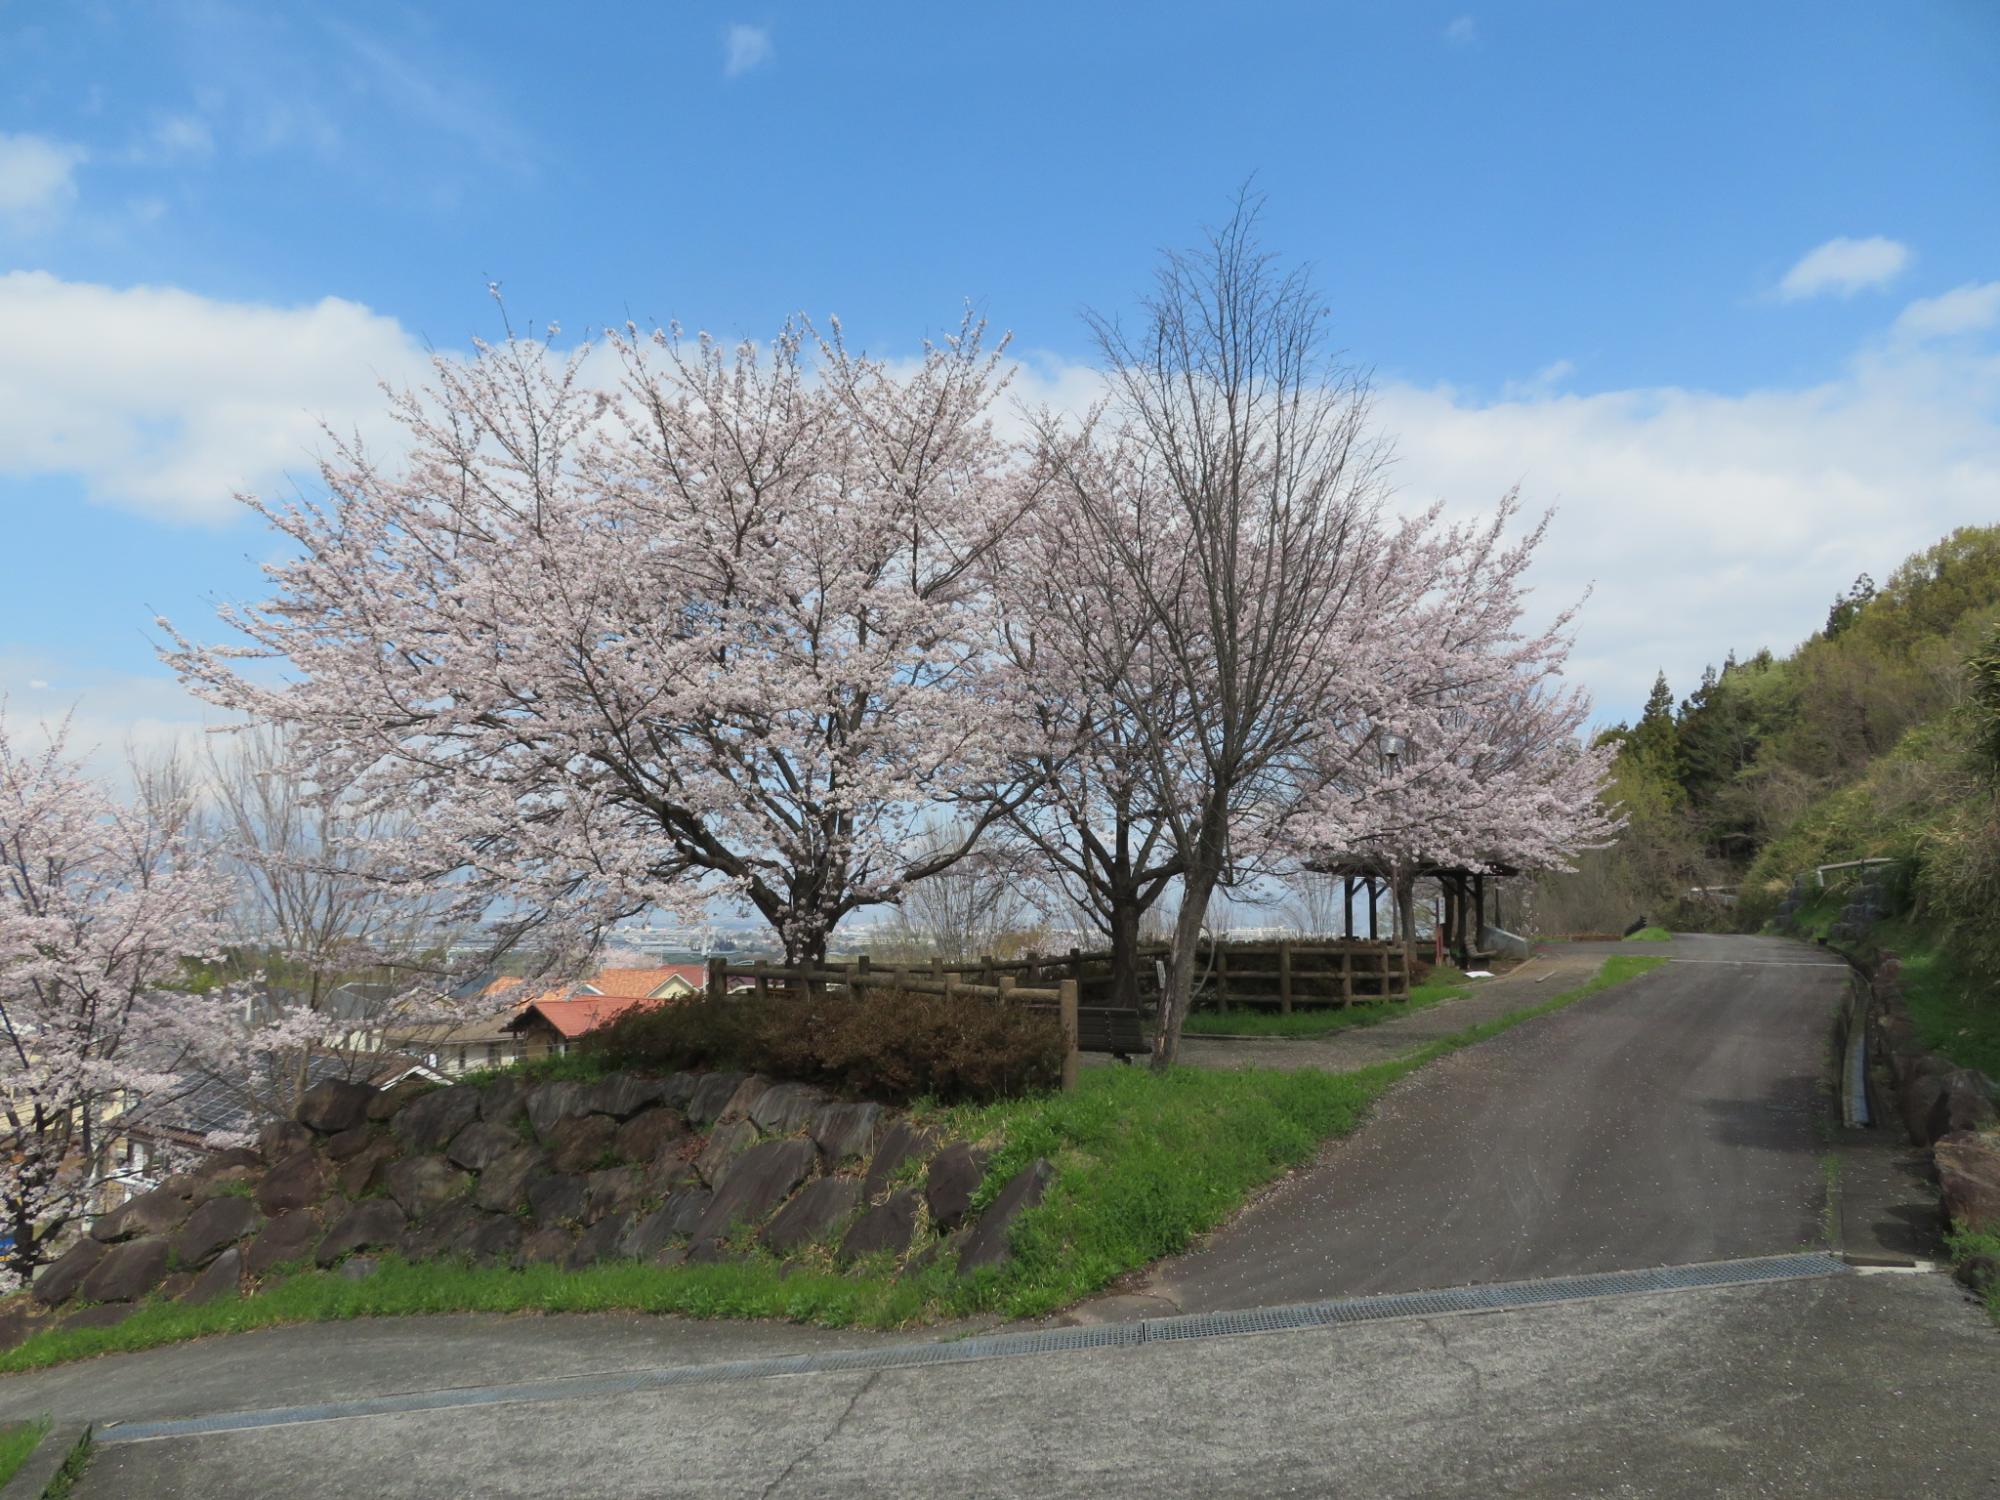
(1023, 1002, 1148, 1062)
(1076, 1005, 1148, 1062)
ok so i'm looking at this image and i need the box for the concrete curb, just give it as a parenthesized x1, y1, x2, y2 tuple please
(0, 1423, 89, 1500)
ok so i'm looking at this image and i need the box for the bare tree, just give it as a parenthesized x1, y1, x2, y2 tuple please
(1278, 870, 1348, 937)
(1044, 194, 1410, 1067)
(885, 821, 1041, 962)
(200, 726, 462, 1115)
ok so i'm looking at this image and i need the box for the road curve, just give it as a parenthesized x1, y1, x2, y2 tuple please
(1137, 933, 1851, 1313)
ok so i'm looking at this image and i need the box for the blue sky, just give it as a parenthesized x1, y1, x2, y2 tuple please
(2, 1, 1997, 764)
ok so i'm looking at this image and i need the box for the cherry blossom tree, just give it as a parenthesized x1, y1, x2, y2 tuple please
(1296, 496, 1623, 951)
(164, 308, 1041, 973)
(0, 716, 248, 1283)
(993, 440, 1195, 1011)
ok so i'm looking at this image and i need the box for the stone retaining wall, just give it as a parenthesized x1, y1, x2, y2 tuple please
(4, 1067, 1052, 1347)
(1865, 952, 2000, 1296)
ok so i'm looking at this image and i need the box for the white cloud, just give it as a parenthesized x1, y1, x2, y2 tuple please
(1444, 15, 1479, 46)
(724, 24, 774, 77)
(0, 132, 86, 234)
(0, 270, 431, 523)
(1005, 302, 2000, 725)
(1778, 236, 1911, 301)
(1373, 327, 2000, 721)
(1893, 281, 2000, 342)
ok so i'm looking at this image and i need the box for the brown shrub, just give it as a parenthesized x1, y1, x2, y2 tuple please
(581, 988, 1065, 1105)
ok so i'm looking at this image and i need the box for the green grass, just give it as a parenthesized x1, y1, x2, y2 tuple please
(1775, 888, 1843, 944)
(1870, 917, 2000, 1078)
(0, 1417, 49, 1488)
(1181, 967, 1471, 1038)
(1624, 926, 1672, 942)
(39, 1428, 90, 1500)
(0, 954, 1667, 1372)
(1947, 1226, 2000, 1325)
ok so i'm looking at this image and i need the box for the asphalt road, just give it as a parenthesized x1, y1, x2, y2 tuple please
(1136, 933, 1852, 1312)
(73, 1272, 2000, 1500)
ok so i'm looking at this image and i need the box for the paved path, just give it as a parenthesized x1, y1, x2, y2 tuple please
(1124, 933, 1851, 1312)
(65, 1272, 2000, 1498)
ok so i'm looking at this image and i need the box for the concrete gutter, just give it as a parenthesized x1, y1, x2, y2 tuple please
(1839, 968, 1872, 1130)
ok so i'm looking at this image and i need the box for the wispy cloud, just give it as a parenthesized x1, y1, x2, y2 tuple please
(1444, 15, 1479, 47)
(724, 24, 774, 78)
(0, 132, 87, 234)
(1778, 236, 1911, 301)
(145, 114, 215, 163)
(323, 17, 541, 171)
(1893, 281, 2000, 342)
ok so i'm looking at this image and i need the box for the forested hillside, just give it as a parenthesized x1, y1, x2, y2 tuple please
(1537, 525, 2000, 1065)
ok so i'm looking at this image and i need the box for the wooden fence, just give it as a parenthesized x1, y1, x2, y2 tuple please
(706, 937, 1409, 1019)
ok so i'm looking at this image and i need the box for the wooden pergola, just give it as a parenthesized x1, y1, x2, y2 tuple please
(1304, 854, 1521, 966)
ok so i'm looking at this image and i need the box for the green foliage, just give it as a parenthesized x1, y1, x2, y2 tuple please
(459, 1051, 609, 1090)
(1624, 926, 1671, 941)
(1181, 968, 1470, 1037)
(1968, 625, 2000, 776)
(0, 1419, 49, 1489)
(1824, 573, 1876, 639)
(1946, 1226, 2000, 1325)
(584, 989, 1066, 1104)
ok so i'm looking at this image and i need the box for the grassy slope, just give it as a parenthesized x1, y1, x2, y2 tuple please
(1181, 967, 1470, 1038)
(0, 1419, 48, 1488)
(1624, 926, 1672, 942)
(1868, 917, 2000, 1080)
(0, 955, 1666, 1374)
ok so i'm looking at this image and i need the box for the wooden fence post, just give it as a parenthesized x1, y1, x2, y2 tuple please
(707, 956, 726, 1002)
(1278, 940, 1293, 1015)
(855, 952, 871, 1002)
(1059, 978, 1079, 1093)
(1216, 945, 1230, 1013)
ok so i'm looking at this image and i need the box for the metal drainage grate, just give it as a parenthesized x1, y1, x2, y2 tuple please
(101, 1252, 1848, 1445)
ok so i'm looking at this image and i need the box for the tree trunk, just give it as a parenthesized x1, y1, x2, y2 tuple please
(1396, 873, 1418, 965)
(1151, 866, 1221, 1070)
(1107, 894, 1145, 1013)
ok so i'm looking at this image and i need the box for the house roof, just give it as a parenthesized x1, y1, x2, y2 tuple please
(504, 992, 661, 1040)
(586, 965, 706, 998)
